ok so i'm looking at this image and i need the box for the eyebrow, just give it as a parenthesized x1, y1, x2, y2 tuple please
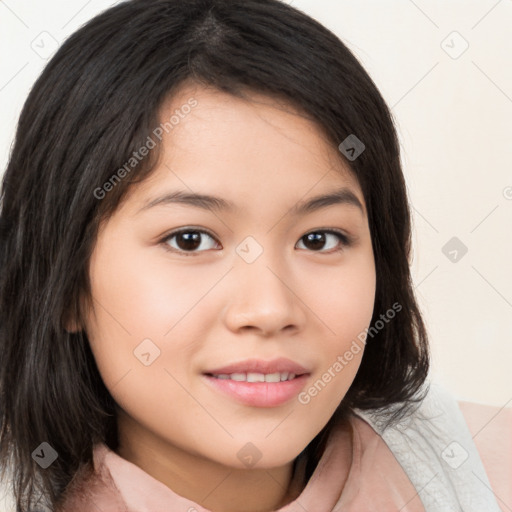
(137, 187, 365, 217)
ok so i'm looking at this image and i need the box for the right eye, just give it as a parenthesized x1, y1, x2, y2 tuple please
(160, 228, 221, 256)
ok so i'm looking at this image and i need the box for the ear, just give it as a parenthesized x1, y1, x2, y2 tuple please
(62, 300, 84, 333)
(64, 316, 82, 333)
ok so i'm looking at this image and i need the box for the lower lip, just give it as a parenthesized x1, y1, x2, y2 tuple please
(202, 374, 309, 407)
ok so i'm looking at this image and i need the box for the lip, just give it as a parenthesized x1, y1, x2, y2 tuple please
(202, 357, 311, 408)
(203, 374, 310, 407)
(203, 357, 310, 376)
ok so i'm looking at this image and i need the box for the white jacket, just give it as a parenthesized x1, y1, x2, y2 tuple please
(354, 379, 504, 511)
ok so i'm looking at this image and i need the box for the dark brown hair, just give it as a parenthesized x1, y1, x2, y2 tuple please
(0, 0, 430, 510)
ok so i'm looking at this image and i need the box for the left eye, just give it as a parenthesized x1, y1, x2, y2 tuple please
(161, 228, 351, 256)
(296, 230, 350, 252)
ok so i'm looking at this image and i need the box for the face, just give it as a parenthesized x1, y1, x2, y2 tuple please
(83, 83, 376, 471)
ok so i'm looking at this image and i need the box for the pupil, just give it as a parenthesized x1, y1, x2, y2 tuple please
(305, 232, 325, 250)
(178, 232, 201, 251)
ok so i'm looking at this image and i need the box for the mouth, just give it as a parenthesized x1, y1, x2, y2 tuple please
(202, 371, 310, 408)
(203, 371, 302, 382)
(201, 357, 311, 407)
(203, 356, 310, 378)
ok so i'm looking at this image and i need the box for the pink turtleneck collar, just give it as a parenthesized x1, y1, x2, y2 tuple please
(57, 412, 425, 511)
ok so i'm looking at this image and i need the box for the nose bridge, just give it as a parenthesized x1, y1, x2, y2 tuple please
(223, 235, 303, 334)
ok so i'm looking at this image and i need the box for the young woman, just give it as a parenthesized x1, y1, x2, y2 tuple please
(0, 1, 509, 511)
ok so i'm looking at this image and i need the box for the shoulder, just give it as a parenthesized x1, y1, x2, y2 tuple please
(352, 379, 506, 511)
(56, 444, 128, 512)
(457, 398, 512, 510)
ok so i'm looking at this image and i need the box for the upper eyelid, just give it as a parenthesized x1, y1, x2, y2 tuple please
(161, 227, 350, 239)
(162, 226, 218, 242)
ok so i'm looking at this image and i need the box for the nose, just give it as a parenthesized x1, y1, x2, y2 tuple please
(221, 249, 306, 337)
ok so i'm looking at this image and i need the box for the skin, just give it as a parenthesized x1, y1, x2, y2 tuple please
(80, 82, 376, 512)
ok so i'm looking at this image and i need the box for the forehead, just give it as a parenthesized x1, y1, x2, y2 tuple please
(122, 82, 366, 217)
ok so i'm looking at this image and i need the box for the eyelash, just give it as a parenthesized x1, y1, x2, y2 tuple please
(159, 227, 353, 257)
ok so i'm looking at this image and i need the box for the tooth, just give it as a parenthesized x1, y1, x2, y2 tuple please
(247, 372, 265, 382)
(216, 372, 297, 382)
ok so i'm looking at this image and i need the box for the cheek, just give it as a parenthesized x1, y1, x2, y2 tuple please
(296, 263, 375, 424)
(84, 238, 223, 384)
(308, 256, 375, 389)
(88, 245, 179, 332)
(293, 252, 375, 398)
(306, 251, 376, 345)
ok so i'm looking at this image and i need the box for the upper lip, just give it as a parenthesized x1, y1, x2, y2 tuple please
(204, 357, 310, 376)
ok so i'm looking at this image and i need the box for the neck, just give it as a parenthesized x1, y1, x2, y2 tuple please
(115, 409, 306, 512)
